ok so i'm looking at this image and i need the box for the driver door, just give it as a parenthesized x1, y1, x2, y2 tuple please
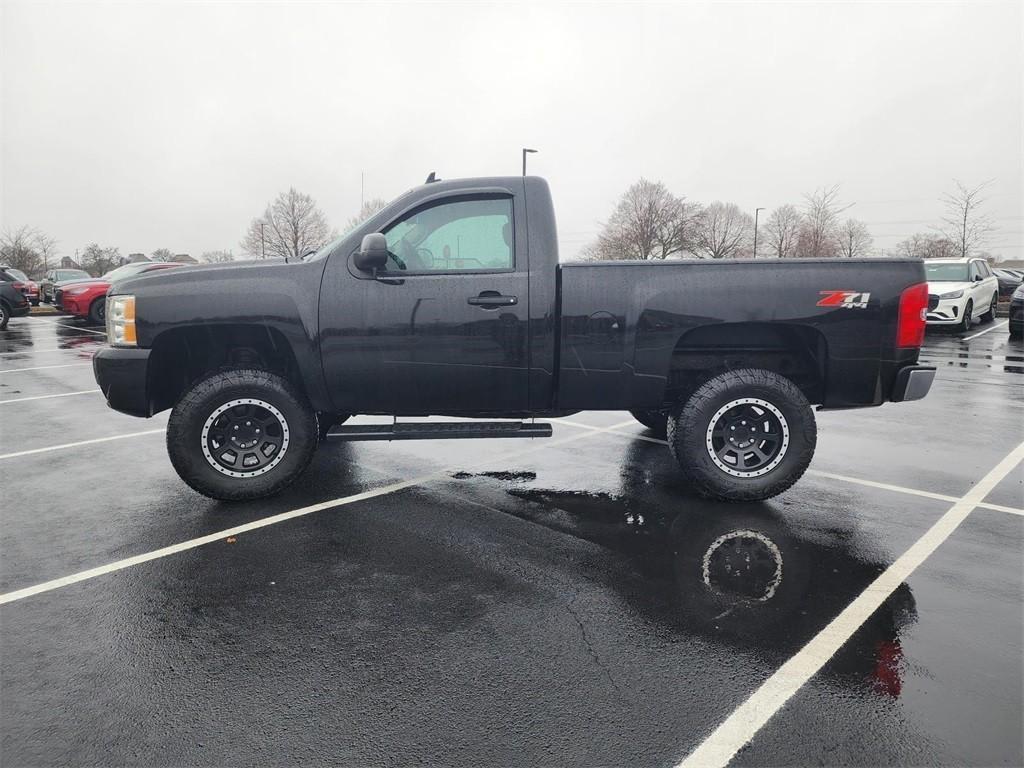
(320, 193, 531, 415)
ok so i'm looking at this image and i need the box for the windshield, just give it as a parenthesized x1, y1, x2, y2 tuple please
(58, 270, 90, 280)
(925, 263, 969, 282)
(5, 268, 28, 281)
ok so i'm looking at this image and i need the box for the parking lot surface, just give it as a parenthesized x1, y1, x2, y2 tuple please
(2, 315, 1022, 767)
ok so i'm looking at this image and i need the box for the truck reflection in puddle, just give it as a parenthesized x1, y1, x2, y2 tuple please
(450, 439, 917, 699)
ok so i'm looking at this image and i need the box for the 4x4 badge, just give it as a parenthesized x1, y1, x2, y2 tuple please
(817, 290, 871, 309)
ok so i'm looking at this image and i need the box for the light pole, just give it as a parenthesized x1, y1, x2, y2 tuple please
(522, 148, 537, 176)
(259, 222, 266, 259)
(753, 207, 765, 258)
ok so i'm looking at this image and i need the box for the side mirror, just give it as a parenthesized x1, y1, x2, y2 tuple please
(973, 274, 983, 282)
(354, 233, 388, 272)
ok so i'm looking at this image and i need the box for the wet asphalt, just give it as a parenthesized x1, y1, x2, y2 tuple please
(1, 315, 1021, 767)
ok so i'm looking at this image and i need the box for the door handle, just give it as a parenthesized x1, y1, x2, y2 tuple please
(468, 292, 517, 308)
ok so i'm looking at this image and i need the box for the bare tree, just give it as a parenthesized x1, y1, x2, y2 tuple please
(0, 226, 45, 276)
(80, 244, 121, 276)
(583, 179, 700, 261)
(763, 204, 802, 259)
(345, 198, 388, 232)
(937, 179, 994, 258)
(241, 187, 335, 260)
(200, 249, 236, 263)
(894, 233, 959, 260)
(34, 231, 59, 272)
(692, 202, 754, 259)
(836, 218, 874, 258)
(151, 248, 174, 262)
(795, 185, 849, 258)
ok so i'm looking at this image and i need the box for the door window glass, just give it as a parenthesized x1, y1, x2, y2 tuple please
(383, 197, 513, 272)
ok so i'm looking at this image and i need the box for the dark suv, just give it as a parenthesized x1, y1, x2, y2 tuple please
(1, 268, 32, 329)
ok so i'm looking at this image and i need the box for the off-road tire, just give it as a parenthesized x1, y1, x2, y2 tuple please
(667, 368, 816, 501)
(980, 293, 997, 323)
(167, 368, 318, 501)
(630, 409, 669, 439)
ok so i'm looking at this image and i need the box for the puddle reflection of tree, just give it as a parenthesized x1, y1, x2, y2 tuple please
(453, 437, 917, 698)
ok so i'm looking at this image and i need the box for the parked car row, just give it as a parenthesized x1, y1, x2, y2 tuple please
(52, 261, 183, 322)
(1, 261, 189, 328)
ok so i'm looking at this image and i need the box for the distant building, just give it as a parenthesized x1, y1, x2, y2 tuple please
(172, 253, 198, 264)
(60, 256, 83, 269)
(127, 253, 151, 263)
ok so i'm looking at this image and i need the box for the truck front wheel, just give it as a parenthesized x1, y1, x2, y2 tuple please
(667, 369, 816, 501)
(167, 369, 318, 501)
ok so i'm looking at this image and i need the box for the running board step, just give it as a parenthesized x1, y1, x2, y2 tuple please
(325, 420, 553, 442)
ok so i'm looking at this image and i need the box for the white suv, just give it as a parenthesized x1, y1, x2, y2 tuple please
(924, 258, 1000, 332)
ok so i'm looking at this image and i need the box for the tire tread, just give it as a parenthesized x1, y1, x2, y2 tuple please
(667, 368, 816, 501)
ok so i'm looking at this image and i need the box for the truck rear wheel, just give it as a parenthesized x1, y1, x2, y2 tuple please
(667, 369, 816, 501)
(167, 369, 318, 501)
(630, 409, 669, 438)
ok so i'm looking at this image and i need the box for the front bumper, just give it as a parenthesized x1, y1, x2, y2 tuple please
(925, 296, 964, 325)
(891, 365, 936, 403)
(92, 346, 152, 417)
(56, 291, 90, 316)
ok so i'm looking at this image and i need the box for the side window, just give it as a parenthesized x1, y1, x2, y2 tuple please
(978, 262, 991, 278)
(968, 262, 979, 280)
(382, 197, 513, 273)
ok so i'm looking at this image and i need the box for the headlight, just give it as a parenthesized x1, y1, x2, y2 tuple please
(939, 289, 964, 299)
(107, 295, 136, 346)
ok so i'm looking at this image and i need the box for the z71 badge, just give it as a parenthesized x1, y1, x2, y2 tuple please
(817, 290, 871, 309)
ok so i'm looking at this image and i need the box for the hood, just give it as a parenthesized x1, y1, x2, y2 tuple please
(55, 277, 99, 288)
(926, 280, 971, 296)
(112, 257, 291, 296)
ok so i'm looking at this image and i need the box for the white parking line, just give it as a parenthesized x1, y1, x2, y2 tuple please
(0, 348, 100, 358)
(0, 476, 435, 605)
(0, 389, 100, 405)
(0, 362, 93, 374)
(0, 419, 638, 604)
(677, 440, 1024, 768)
(962, 321, 1008, 341)
(0, 429, 166, 460)
(30, 318, 107, 336)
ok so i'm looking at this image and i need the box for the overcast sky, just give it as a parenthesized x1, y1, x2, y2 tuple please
(2, 1, 1021, 262)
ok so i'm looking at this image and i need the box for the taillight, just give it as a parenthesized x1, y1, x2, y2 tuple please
(897, 282, 928, 348)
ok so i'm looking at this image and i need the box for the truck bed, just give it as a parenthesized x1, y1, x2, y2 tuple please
(556, 257, 925, 410)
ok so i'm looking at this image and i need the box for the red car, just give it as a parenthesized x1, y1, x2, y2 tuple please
(56, 262, 183, 323)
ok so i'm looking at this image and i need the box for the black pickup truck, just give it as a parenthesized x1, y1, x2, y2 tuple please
(93, 175, 934, 502)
